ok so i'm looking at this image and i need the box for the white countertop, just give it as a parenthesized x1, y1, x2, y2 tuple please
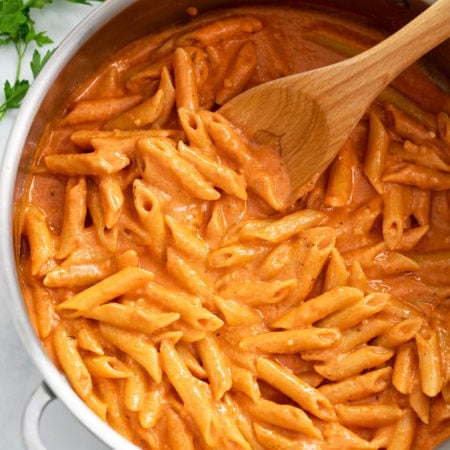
(0, 3, 108, 449)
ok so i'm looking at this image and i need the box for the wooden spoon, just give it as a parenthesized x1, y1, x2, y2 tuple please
(219, 0, 450, 196)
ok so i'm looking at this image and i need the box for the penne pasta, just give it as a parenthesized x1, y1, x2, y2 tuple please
(237, 394, 322, 439)
(100, 323, 162, 383)
(137, 138, 220, 200)
(239, 327, 341, 354)
(160, 340, 219, 447)
(18, 5, 450, 450)
(83, 302, 180, 334)
(256, 357, 336, 421)
(56, 267, 154, 316)
(416, 326, 444, 397)
(335, 404, 403, 428)
(314, 346, 394, 381)
(53, 322, 92, 399)
(319, 367, 392, 404)
(271, 285, 363, 329)
(196, 334, 232, 400)
(364, 111, 390, 194)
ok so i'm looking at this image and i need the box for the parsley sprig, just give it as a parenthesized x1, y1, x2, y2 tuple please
(0, 0, 104, 121)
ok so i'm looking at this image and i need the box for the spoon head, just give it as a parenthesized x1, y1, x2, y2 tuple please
(219, 77, 335, 197)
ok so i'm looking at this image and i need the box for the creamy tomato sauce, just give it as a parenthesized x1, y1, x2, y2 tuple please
(17, 4, 450, 450)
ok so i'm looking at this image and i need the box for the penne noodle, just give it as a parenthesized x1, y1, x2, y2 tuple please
(239, 327, 341, 354)
(56, 177, 87, 259)
(314, 346, 394, 381)
(46, 140, 130, 176)
(96, 175, 124, 229)
(166, 408, 196, 450)
(373, 317, 423, 348)
(382, 183, 412, 250)
(237, 394, 322, 439)
(316, 292, 389, 330)
(96, 378, 136, 443)
(70, 128, 183, 149)
(144, 282, 223, 332)
(176, 16, 263, 47)
(160, 340, 219, 447)
(86, 180, 119, 252)
(75, 319, 105, 355)
(100, 323, 162, 383)
(383, 162, 450, 190)
(84, 302, 180, 334)
(123, 358, 149, 412)
(303, 317, 390, 361)
(271, 285, 363, 329)
(153, 66, 176, 128)
(323, 247, 349, 290)
(256, 357, 336, 421)
(322, 421, 378, 449)
(258, 240, 297, 279)
(56, 267, 154, 316)
(137, 138, 220, 200)
(30, 284, 58, 340)
(364, 111, 390, 194)
(83, 355, 131, 379)
(238, 210, 327, 243)
(165, 215, 210, 260)
(319, 367, 392, 404)
(178, 107, 216, 157)
(214, 296, 262, 327)
(392, 140, 450, 172)
(409, 380, 430, 424)
(438, 111, 450, 145)
(215, 41, 257, 105)
(61, 95, 142, 125)
(178, 141, 248, 199)
(139, 384, 164, 429)
(173, 47, 200, 111)
(215, 394, 254, 450)
(348, 260, 369, 292)
(207, 243, 268, 268)
(103, 89, 164, 130)
(166, 247, 213, 302)
(52, 322, 92, 399)
(386, 409, 416, 450)
(230, 367, 260, 402)
(416, 325, 444, 397)
(196, 334, 232, 400)
(325, 141, 357, 207)
(24, 204, 56, 277)
(335, 404, 403, 428)
(44, 251, 139, 289)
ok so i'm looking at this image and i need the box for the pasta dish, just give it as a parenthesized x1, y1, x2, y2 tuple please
(16, 4, 450, 449)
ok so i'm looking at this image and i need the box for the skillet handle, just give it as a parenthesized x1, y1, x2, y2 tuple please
(22, 382, 55, 450)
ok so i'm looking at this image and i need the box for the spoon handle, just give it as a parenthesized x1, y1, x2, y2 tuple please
(317, 0, 450, 109)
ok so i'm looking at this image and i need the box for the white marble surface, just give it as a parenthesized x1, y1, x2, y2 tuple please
(0, 3, 108, 449)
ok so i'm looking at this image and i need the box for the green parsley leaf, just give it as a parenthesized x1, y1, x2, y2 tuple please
(0, 78, 29, 120)
(0, 0, 106, 120)
(30, 47, 54, 78)
(29, 30, 53, 46)
(4, 79, 30, 107)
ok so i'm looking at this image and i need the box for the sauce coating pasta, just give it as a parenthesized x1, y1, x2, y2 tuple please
(17, 5, 450, 450)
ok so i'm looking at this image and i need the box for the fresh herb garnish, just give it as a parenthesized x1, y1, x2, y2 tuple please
(0, 0, 105, 121)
